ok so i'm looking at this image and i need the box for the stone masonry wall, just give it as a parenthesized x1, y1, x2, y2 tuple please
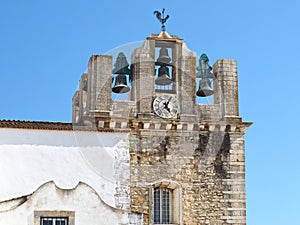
(213, 60, 239, 117)
(129, 126, 246, 225)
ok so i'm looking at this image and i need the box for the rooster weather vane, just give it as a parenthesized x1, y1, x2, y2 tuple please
(154, 8, 170, 31)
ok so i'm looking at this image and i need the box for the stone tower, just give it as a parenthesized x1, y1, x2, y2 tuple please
(72, 30, 251, 225)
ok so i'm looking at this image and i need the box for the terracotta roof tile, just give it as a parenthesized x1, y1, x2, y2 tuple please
(0, 120, 129, 132)
(0, 120, 73, 130)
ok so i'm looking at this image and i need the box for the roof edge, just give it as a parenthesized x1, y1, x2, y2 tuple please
(0, 120, 130, 132)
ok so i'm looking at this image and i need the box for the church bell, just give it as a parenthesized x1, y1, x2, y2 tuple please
(155, 65, 172, 85)
(157, 47, 171, 64)
(112, 52, 131, 94)
(196, 78, 214, 97)
(196, 53, 214, 97)
(155, 47, 172, 85)
(112, 74, 130, 93)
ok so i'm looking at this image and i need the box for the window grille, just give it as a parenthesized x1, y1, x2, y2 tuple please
(154, 188, 172, 224)
(41, 217, 68, 225)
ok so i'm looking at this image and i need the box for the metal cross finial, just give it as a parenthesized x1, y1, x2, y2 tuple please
(153, 8, 170, 31)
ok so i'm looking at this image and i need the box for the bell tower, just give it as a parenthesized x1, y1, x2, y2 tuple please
(130, 30, 197, 120)
(72, 9, 251, 225)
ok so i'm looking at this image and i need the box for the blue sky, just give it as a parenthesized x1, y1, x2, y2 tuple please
(1, 0, 300, 224)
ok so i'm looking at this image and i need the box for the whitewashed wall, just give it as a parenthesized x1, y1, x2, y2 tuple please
(0, 181, 129, 225)
(0, 128, 130, 224)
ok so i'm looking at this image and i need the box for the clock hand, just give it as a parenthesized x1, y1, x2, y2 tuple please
(163, 101, 171, 112)
(166, 96, 172, 107)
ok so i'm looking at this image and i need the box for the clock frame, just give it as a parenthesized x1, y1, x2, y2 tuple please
(153, 95, 179, 119)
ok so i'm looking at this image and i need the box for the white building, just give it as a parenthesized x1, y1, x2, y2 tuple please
(0, 123, 134, 225)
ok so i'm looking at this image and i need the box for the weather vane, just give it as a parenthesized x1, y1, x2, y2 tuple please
(153, 8, 170, 31)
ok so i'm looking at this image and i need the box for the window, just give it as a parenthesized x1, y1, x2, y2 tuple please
(151, 181, 181, 225)
(41, 217, 68, 225)
(154, 188, 172, 224)
(34, 211, 74, 225)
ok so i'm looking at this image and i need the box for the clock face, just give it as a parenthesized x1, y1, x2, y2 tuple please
(153, 95, 179, 119)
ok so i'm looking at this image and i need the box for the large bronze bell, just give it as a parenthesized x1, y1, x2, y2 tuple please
(112, 74, 130, 93)
(155, 65, 172, 85)
(196, 78, 214, 97)
(157, 47, 171, 64)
